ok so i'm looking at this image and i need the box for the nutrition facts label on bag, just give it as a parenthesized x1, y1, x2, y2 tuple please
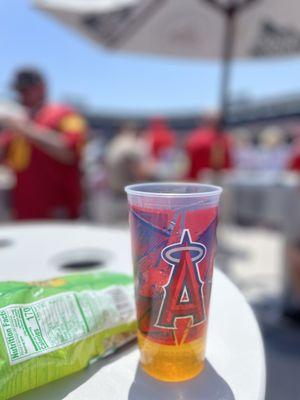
(0, 285, 134, 365)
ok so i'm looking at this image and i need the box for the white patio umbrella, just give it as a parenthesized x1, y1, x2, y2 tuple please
(34, 0, 300, 122)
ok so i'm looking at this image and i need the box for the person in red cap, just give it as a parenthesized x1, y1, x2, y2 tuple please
(185, 113, 233, 180)
(144, 117, 176, 159)
(0, 68, 86, 220)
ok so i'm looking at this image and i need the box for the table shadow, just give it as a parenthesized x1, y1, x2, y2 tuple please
(128, 361, 235, 400)
(14, 345, 235, 400)
(14, 342, 136, 400)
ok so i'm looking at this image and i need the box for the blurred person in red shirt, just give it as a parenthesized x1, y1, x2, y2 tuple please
(0, 68, 86, 220)
(144, 117, 176, 159)
(287, 135, 300, 171)
(185, 112, 233, 180)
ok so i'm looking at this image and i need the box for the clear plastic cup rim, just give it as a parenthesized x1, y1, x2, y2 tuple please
(125, 182, 223, 198)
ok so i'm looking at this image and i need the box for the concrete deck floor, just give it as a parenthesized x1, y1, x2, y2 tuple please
(218, 226, 300, 400)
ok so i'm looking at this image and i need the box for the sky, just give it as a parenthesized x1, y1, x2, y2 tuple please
(1, 0, 300, 115)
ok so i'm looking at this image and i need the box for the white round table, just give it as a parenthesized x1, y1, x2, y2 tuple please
(0, 224, 266, 400)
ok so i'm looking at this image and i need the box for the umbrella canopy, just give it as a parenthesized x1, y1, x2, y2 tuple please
(34, 0, 300, 120)
(35, 0, 300, 59)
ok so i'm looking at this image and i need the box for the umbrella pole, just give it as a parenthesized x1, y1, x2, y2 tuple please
(220, 7, 236, 129)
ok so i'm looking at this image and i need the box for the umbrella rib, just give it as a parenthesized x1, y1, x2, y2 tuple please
(105, 0, 168, 47)
(200, 0, 261, 13)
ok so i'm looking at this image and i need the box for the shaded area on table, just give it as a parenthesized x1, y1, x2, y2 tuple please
(13, 342, 136, 400)
(128, 361, 235, 400)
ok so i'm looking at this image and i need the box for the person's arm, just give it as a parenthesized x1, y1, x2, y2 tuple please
(0, 118, 76, 165)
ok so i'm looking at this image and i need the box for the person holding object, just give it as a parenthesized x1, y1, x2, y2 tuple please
(0, 68, 87, 220)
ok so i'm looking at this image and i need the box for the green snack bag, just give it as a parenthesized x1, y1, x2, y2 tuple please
(0, 271, 137, 400)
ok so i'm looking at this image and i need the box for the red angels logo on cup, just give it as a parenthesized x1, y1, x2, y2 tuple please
(155, 229, 207, 335)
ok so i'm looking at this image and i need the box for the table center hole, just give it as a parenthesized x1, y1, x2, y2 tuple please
(0, 239, 13, 249)
(61, 259, 104, 270)
(51, 248, 113, 271)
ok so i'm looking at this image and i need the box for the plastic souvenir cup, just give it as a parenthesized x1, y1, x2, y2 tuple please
(125, 183, 222, 382)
